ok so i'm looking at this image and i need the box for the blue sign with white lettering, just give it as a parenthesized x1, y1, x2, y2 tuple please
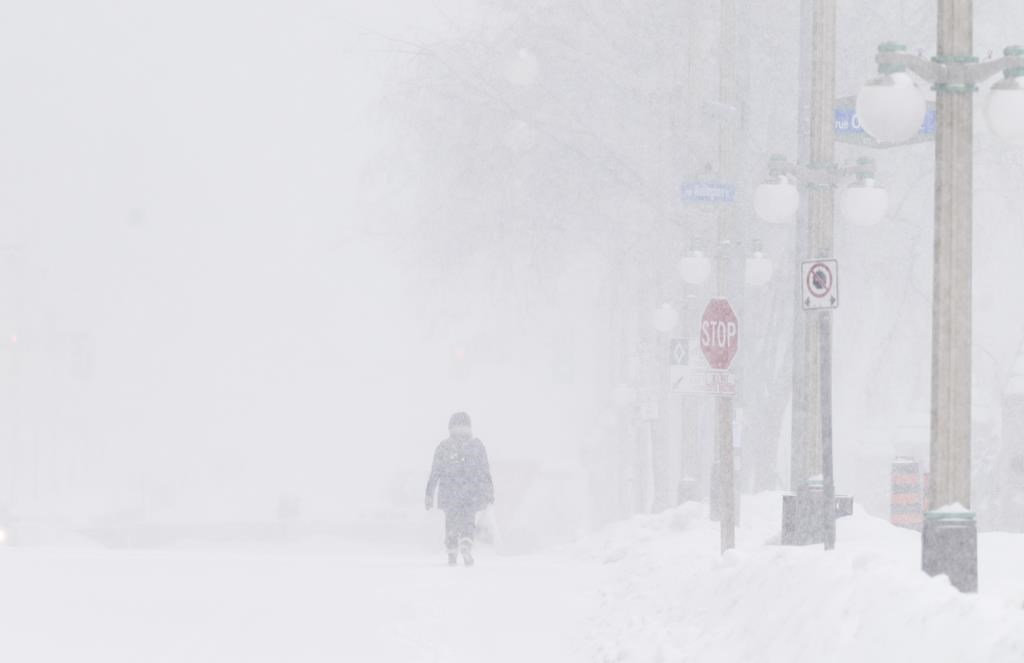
(681, 181, 736, 204)
(834, 108, 936, 136)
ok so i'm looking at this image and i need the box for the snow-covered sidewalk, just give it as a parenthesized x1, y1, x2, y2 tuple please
(577, 493, 1024, 663)
(3, 497, 1024, 662)
(0, 543, 599, 663)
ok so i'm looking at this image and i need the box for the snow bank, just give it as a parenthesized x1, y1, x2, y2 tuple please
(576, 493, 1024, 663)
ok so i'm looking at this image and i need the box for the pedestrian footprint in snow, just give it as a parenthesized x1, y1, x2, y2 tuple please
(425, 412, 495, 566)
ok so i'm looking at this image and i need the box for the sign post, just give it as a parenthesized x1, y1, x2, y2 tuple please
(700, 298, 739, 545)
(800, 258, 839, 549)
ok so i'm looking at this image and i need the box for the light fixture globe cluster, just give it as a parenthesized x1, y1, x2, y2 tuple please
(754, 155, 889, 226)
(744, 247, 774, 287)
(840, 159, 889, 226)
(652, 303, 680, 333)
(856, 71, 927, 144)
(857, 43, 1024, 145)
(678, 249, 712, 285)
(753, 174, 800, 224)
(677, 241, 774, 287)
(986, 47, 1024, 143)
(611, 383, 637, 407)
(841, 177, 889, 226)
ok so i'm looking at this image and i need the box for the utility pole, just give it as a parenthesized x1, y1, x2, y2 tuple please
(809, 0, 837, 551)
(925, 0, 976, 589)
(855, 0, 1022, 589)
(717, 0, 737, 553)
(797, 0, 837, 495)
(790, 0, 814, 494)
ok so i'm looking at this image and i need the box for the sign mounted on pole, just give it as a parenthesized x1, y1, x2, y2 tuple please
(802, 259, 839, 310)
(669, 338, 690, 367)
(671, 368, 737, 396)
(639, 401, 660, 421)
(681, 181, 736, 204)
(700, 298, 739, 370)
(668, 337, 692, 390)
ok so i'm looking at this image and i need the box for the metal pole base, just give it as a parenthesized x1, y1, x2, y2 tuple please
(781, 479, 825, 545)
(922, 511, 978, 593)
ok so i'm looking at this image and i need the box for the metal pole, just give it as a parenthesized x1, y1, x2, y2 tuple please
(718, 0, 737, 553)
(820, 310, 836, 549)
(679, 293, 698, 504)
(808, 0, 836, 493)
(924, 0, 977, 592)
(931, 0, 973, 523)
(793, 0, 837, 548)
(790, 0, 814, 493)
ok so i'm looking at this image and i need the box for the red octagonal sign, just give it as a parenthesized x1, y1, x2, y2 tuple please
(700, 298, 739, 370)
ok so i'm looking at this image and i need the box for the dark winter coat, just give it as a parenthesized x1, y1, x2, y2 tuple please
(425, 436, 494, 512)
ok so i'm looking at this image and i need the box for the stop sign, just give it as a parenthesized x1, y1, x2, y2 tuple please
(700, 298, 739, 370)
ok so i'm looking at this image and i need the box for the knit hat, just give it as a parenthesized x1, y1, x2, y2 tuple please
(448, 411, 471, 429)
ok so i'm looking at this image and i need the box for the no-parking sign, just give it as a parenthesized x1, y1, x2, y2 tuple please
(802, 259, 839, 310)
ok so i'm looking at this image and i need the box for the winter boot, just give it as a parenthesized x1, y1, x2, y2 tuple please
(447, 551, 458, 566)
(459, 538, 474, 567)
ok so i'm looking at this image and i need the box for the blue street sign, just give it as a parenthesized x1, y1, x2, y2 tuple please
(681, 181, 736, 204)
(834, 108, 936, 136)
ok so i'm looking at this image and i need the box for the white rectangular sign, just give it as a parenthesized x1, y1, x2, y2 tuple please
(640, 401, 660, 421)
(670, 368, 736, 396)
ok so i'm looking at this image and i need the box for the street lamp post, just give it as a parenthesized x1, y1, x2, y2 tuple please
(856, 2, 1024, 591)
(755, 156, 888, 550)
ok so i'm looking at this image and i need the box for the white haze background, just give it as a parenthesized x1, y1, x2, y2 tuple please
(1, 0, 1023, 545)
(0, 0, 517, 531)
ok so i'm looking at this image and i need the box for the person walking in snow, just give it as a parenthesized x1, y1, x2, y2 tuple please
(425, 412, 495, 566)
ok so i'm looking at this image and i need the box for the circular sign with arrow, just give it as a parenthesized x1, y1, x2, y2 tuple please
(801, 259, 839, 310)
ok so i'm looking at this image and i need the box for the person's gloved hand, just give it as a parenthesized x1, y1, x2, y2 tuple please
(424, 495, 433, 511)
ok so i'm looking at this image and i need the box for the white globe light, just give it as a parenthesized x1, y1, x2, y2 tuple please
(856, 72, 927, 144)
(745, 252, 774, 287)
(598, 409, 618, 428)
(678, 251, 712, 285)
(753, 176, 800, 223)
(986, 78, 1024, 143)
(503, 49, 539, 86)
(612, 383, 637, 407)
(841, 178, 889, 226)
(652, 303, 679, 333)
(503, 119, 537, 152)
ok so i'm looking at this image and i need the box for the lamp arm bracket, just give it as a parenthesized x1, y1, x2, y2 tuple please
(876, 52, 945, 82)
(965, 56, 1024, 84)
(772, 160, 854, 189)
(879, 52, 1024, 86)
(769, 160, 824, 187)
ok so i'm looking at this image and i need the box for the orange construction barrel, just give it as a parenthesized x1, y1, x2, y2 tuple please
(891, 457, 923, 531)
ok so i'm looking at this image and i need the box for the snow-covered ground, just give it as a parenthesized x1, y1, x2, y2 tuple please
(0, 541, 598, 662)
(577, 494, 1024, 663)
(3, 496, 1024, 662)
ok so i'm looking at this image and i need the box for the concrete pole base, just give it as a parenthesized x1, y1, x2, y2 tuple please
(922, 511, 978, 593)
(781, 479, 825, 545)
